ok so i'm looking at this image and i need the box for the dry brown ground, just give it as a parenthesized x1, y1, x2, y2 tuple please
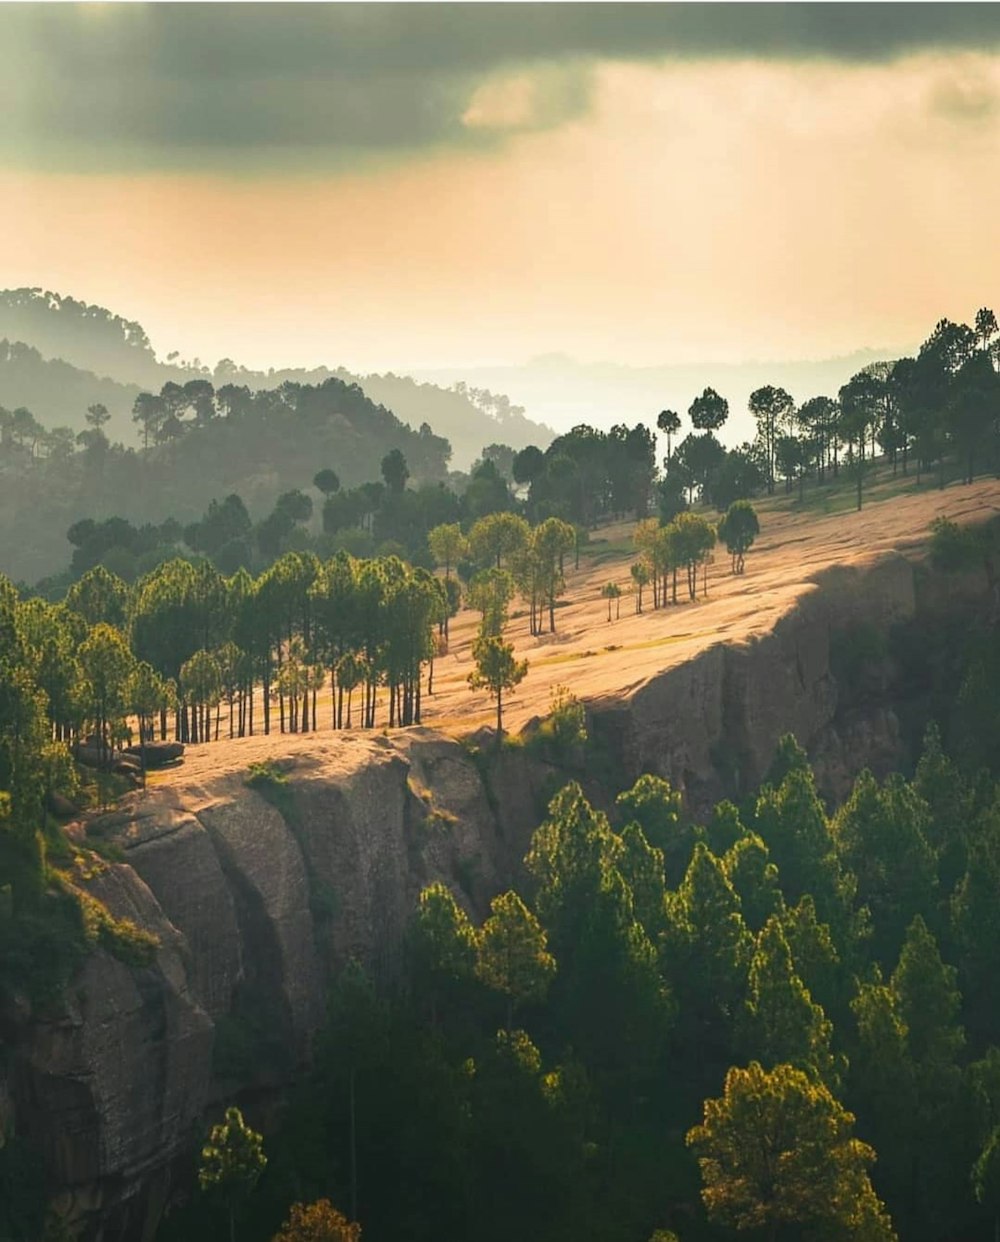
(428, 473, 1000, 731)
(158, 471, 1000, 790)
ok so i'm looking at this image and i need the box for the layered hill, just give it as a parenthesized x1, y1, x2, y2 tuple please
(0, 288, 553, 467)
(0, 339, 142, 445)
(0, 375, 452, 584)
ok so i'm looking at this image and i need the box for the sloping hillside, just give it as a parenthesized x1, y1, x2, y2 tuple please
(0, 288, 171, 387)
(0, 339, 141, 442)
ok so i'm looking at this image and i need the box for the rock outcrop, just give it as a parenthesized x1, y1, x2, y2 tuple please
(3, 732, 551, 1241)
(587, 551, 921, 810)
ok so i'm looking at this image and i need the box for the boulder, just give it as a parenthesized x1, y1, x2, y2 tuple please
(123, 741, 185, 768)
(47, 790, 82, 818)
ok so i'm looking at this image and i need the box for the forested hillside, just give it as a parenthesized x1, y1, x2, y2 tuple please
(0, 376, 452, 584)
(214, 359, 553, 467)
(0, 288, 553, 467)
(0, 288, 172, 387)
(0, 339, 142, 443)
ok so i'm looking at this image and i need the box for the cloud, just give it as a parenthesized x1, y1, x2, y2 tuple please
(928, 71, 1000, 125)
(2, 3, 1000, 170)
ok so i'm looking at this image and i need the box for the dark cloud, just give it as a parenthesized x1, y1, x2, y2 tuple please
(2, 3, 1000, 170)
(929, 75, 1000, 126)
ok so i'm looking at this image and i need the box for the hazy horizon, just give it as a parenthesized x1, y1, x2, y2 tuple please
(2, 3, 999, 379)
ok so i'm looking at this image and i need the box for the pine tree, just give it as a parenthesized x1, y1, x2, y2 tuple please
(665, 843, 751, 1069)
(832, 771, 937, 966)
(723, 832, 784, 933)
(618, 821, 668, 939)
(687, 1061, 896, 1242)
(411, 882, 479, 1029)
(743, 916, 840, 1089)
(476, 890, 556, 1028)
(870, 917, 967, 1241)
(198, 1106, 267, 1242)
(754, 764, 848, 937)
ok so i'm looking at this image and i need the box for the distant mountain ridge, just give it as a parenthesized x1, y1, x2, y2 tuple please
(0, 288, 180, 388)
(0, 288, 555, 467)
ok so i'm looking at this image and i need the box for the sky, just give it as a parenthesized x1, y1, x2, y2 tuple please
(2, 3, 1000, 376)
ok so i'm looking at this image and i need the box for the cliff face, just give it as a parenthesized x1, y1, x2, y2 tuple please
(3, 733, 549, 1241)
(2, 547, 986, 1240)
(587, 552, 922, 811)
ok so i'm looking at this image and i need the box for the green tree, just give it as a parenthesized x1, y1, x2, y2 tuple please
(466, 568, 516, 638)
(85, 402, 111, 432)
(468, 633, 527, 735)
(468, 511, 531, 570)
(131, 391, 166, 451)
(687, 1061, 896, 1242)
(775, 432, 808, 498)
(180, 648, 223, 744)
(975, 307, 998, 353)
(867, 916, 967, 1241)
(850, 970, 915, 1212)
(950, 351, 998, 484)
(749, 386, 795, 494)
(950, 803, 1000, 1042)
(380, 448, 410, 494)
(427, 522, 468, 582)
(723, 832, 784, 933)
(331, 652, 361, 730)
(665, 512, 717, 601)
(689, 386, 729, 432)
(657, 408, 682, 463)
(313, 468, 341, 497)
(832, 771, 937, 966)
(754, 763, 851, 940)
(616, 773, 684, 862)
(618, 821, 668, 939)
(839, 370, 882, 510)
(476, 890, 556, 1028)
(79, 622, 135, 767)
(743, 916, 840, 1088)
(512, 444, 545, 487)
(128, 660, 171, 782)
(718, 500, 760, 574)
(781, 894, 842, 1021)
(630, 558, 650, 612)
(64, 564, 129, 628)
(665, 843, 752, 1068)
(530, 516, 575, 633)
(525, 783, 669, 1096)
(849, 917, 967, 1242)
(411, 881, 479, 1027)
(198, 1105, 267, 1242)
(673, 432, 726, 506)
(0, 581, 51, 910)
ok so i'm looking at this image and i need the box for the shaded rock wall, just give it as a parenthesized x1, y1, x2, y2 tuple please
(587, 552, 921, 811)
(4, 733, 548, 1241)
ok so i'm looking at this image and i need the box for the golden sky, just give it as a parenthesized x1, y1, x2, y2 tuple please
(2, 6, 999, 372)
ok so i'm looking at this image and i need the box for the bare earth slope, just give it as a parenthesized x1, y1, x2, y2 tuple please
(164, 473, 1000, 793)
(430, 474, 1000, 734)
